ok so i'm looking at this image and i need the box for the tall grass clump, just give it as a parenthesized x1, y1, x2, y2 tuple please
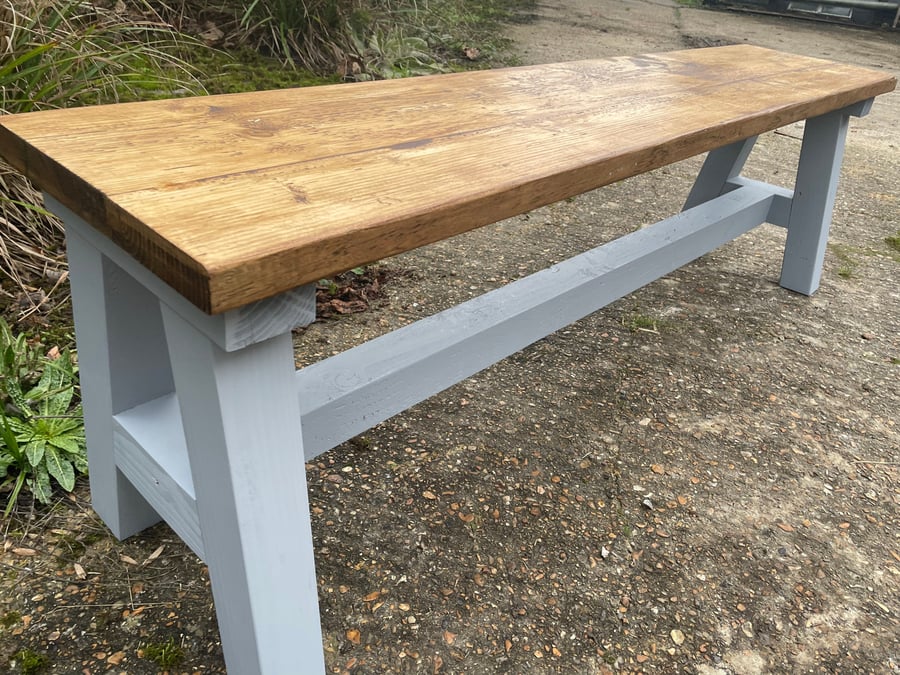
(0, 0, 203, 317)
(237, 0, 522, 77)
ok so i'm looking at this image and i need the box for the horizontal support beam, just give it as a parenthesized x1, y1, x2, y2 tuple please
(297, 184, 776, 458)
(725, 176, 793, 227)
(108, 180, 786, 554)
(114, 398, 204, 559)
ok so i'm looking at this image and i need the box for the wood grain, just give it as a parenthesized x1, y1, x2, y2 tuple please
(0, 45, 894, 314)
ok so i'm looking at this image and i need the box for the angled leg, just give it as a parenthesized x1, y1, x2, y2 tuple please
(160, 306, 324, 675)
(779, 109, 851, 295)
(683, 136, 758, 210)
(66, 226, 172, 538)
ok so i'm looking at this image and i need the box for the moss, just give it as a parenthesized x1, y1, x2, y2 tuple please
(142, 637, 185, 669)
(885, 233, 900, 254)
(13, 650, 50, 675)
(1, 611, 21, 629)
(186, 47, 340, 95)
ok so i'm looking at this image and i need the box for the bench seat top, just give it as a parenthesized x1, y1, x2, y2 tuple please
(0, 45, 894, 314)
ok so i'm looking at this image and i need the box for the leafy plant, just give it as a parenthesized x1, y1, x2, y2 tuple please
(349, 25, 444, 79)
(0, 319, 85, 516)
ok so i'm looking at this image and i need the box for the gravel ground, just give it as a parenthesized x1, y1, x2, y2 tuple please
(2, 2, 898, 674)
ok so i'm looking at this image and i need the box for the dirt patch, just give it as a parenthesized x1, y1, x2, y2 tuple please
(2, 2, 898, 674)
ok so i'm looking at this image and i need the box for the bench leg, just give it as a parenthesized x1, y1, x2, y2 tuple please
(779, 109, 850, 295)
(160, 306, 324, 675)
(66, 229, 171, 538)
(683, 135, 758, 210)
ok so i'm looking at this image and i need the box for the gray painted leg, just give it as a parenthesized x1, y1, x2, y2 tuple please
(160, 307, 324, 675)
(683, 136, 758, 210)
(66, 228, 170, 538)
(780, 109, 850, 295)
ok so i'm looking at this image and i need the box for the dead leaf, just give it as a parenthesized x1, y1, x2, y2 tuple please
(143, 545, 165, 565)
(776, 522, 794, 532)
(74, 562, 86, 579)
(423, 490, 438, 500)
(464, 47, 480, 60)
(120, 555, 139, 565)
(443, 630, 456, 645)
(12, 547, 36, 556)
(107, 651, 126, 665)
(346, 628, 361, 645)
(363, 591, 381, 602)
(650, 464, 664, 474)
(330, 298, 368, 315)
(198, 21, 224, 46)
(459, 512, 475, 523)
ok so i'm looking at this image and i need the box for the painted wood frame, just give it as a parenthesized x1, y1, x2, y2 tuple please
(47, 93, 883, 672)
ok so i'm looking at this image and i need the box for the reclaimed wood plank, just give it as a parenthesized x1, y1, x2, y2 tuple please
(0, 45, 894, 313)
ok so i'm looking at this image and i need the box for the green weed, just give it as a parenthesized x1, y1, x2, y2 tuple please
(0, 319, 86, 516)
(623, 313, 663, 333)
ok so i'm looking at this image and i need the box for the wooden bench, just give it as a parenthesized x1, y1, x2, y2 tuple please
(0, 44, 894, 673)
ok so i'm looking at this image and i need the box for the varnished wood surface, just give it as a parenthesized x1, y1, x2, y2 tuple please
(0, 45, 894, 314)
